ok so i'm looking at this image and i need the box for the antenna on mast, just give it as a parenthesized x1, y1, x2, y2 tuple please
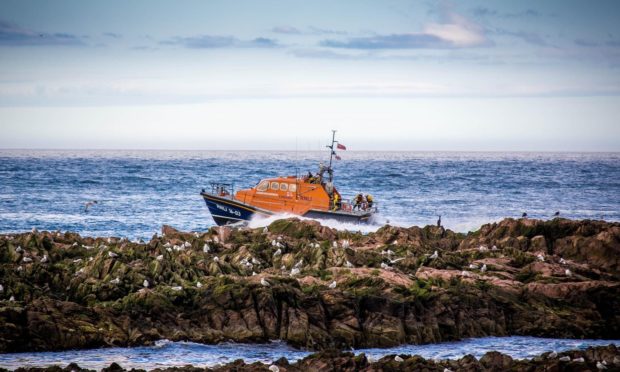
(326, 130, 337, 182)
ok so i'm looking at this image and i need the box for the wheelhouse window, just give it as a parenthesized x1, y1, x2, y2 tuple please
(289, 184, 297, 192)
(280, 183, 288, 191)
(270, 181, 279, 190)
(256, 180, 268, 191)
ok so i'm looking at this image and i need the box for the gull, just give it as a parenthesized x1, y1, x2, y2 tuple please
(107, 238, 113, 244)
(22, 257, 32, 263)
(268, 365, 279, 372)
(392, 240, 398, 245)
(100, 245, 109, 250)
(173, 245, 183, 252)
(143, 279, 149, 288)
(444, 369, 454, 372)
(277, 236, 283, 241)
(559, 356, 571, 362)
(31, 227, 38, 233)
(273, 248, 282, 256)
(17, 266, 22, 271)
(0, 284, 3, 292)
(110, 277, 120, 284)
(166, 247, 172, 252)
(184, 241, 191, 248)
(213, 236, 219, 243)
(290, 268, 300, 276)
(203, 243, 210, 253)
(328, 280, 337, 289)
(84, 200, 98, 212)
(491, 245, 498, 251)
(261, 278, 270, 287)
(597, 361, 607, 370)
(75, 268, 84, 276)
(341, 240, 350, 248)
(394, 356, 404, 362)
(271, 240, 277, 247)
(9, 296, 15, 302)
(345, 260, 354, 268)
(565, 269, 572, 277)
(386, 249, 394, 256)
(213, 256, 220, 262)
(548, 351, 557, 359)
(380, 262, 391, 270)
(381, 250, 388, 256)
(108, 251, 118, 258)
(156, 255, 163, 261)
(389, 257, 405, 264)
(171, 286, 182, 291)
(537, 254, 545, 262)
(252, 271, 257, 276)
(196, 281, 202, 288)
(294, 259, 303, 269)
(16, 246, 23, 253)
(479, 245, 488, 252)
(430, 250, 439, 260)
(41, 255, 48, 263)
(251, 257, 260, 265)
(194, 232, 199, 238)
(88, 257, 93, 262)
(469, 263, 479, 269)
(574, 357, 584, 363)
(82, 245, 94, 250)
(262, 227, 268, 234)
(481, 264, 487, 273)
(559, 258, 567, 265)
(72, 242, 78, 247)
(461, 270, 471, 277)
(164, 242, 171, 248)
(332, 241, 338, 248)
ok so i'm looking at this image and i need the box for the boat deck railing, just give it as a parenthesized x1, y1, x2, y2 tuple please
(205, 183, 235, 199)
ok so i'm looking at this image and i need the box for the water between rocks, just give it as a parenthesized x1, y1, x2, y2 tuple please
(0, 337, 618, 370)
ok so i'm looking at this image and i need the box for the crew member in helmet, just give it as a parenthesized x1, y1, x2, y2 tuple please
(332, 193, 341, 211)
(353, 193, 364, 210)
(365, 194, 374, 209)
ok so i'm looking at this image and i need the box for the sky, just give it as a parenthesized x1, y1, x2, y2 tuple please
(0, 0, 619, 151)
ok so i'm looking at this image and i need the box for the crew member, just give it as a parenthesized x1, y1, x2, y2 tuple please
(332, 193, 341, 211)
(353, 194, 363, 210)
(365, 194, 374, 209)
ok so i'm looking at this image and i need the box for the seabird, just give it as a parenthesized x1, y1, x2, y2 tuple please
(213, 256, 219, 262)
(537, 254, 545, 262)
(389, 257, 404, 264)
(262, 227, 268, 234)
(380, 262, 391, 270)
(271, 240, 277, 247)
(73, 258, 82, 263)
(143, 279, 149, 288)
(184, 241, 191, 248)
(156, 254, 163, 261)
(341, 240, 350, 248)
(290, 268, 300, 276)
(430, 250, 439, 259)
(252, 271, 257, 276)
(261, 278, 270, 287)
(547, 351, 557, 359)
(481, 264, 487, 273)
(328, 280, 337, 289)
(84, 200, 98, 212)
(491, 245, 498, 251)
(164, 242, 171, 248)
(31, 227, 38, 234)
(597, 361, 607, 370)
(194, 232, 199, 238)
(280, 265, 286, 271)
(22, 257, 32, 263)
(40, 255, 48, 263)
(110, 277, 120, 284)
(108, 251, 118, 258)
(15, 246, 23, 253)
(559, 356, 570, 362)
(479, 245, 488, 252)
(294, 259, 303, 269)
(332, 241, 338, 248)
(394, 355, 404, 362)
(461, 270, 470, 277)
(559, 257, 567, 265)
(203, 243, 210, 253)
(0, 284, 3, 292)
(196, 281, 202, 288)
(469, 263, 479, 269)
(345, 260, 354, 268)
(273, 248, 282, 256)
(171, 286, 182, 291)
(268, 365, 279, 372)
(9, 296, 15, 302)
(574, 357, 584, 363)
(554, 211, 560, 217)
(565, 269, 572, 277)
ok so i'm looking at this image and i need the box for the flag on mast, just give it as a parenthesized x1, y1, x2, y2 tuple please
(337, 143, 347, 150)
(332, 151, 341, 160)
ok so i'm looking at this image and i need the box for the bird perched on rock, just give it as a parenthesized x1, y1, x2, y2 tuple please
(380, 262, 390, 270)
(262, 227, 268, 234)
(15, 246, 23, 253)
(478, 245, 488, 252)
(280, 265, 286, 271)
(394, 355, 404, 362)
(196, 281, 202, 288)
(328, 280, 337, 289)
(194, 232, 199, 238)
(437, 215, 442, 227)
(156, 255, 163, 261)
(40, 255, 48, 263)
(0, 284, 3, 292)
(143, 279, 149, 288)
(559, 356, 570, 362)
(597, 361, 607, 370)
(203, 243, 210, 253)
(491, 245, 498, 251)
(261, 278, 270, 287)
(22, 257, 32, 263)
(31, 227, 38, 233)
(108, 251, 118, 258)
(469, 263, 479, 269)
(461, 270, 470, 277)
(537, 254, 545, 262)
(213, 256, 219, 262)
(341, 240, 350, 248)
(389, 257, 404, 264)
(110, 277, 120, 284)
(171, 286, 182, 291)
(184, 241, 191, 248)
(547, 351, 557, 359)
(290, 268, 300, 276)
(481, 264, 487, 273)
(9, 296, 15, 302)
(332, 241, 338, 248)
(565, 269, 572, 277)
(164, 242, 171, 248)
(345, 260, 354, 268)
(559, 257, 567, 265)
(268, 365, 279, 372)
(252, 271, 257, 276)
(294, 259, 303, 269)
(273, 248, 282, 256)
(430, 250, 439, 259)
(574, 357, 585, 363)
(271, 239, 277, 247)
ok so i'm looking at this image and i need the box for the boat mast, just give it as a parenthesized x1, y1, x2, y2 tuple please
(326, 130, 336, 182)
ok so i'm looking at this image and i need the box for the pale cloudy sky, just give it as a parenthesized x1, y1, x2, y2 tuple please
(1, 0, 619, 150)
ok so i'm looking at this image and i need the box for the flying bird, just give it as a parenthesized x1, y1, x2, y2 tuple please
(84, 200, 98, 212)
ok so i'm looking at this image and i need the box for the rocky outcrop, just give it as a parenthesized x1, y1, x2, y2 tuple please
(5, 345, 620, 371)
(0, 218, 619, 352)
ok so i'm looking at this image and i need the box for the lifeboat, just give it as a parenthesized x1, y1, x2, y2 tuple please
(201, 132, 378, 226)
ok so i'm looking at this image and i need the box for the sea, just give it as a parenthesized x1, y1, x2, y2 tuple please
(0, 150, 619, 238)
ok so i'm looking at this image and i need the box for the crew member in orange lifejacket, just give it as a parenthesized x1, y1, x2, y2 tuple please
(365, 194, 374, 209)
(353, 193, 364, 210)
(332, 193, 341, 211)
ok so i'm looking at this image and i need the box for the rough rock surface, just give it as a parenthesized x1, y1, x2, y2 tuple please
(4, 345, 620, 371)
(0, 218, 619, 352)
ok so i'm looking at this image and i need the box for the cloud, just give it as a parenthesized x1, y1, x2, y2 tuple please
(574, 39, 598, 47)
(320, 9, 489, 49)
(0, 19, 85, 46)
(103, 32, 122, 39)
(161, 35, 279, 49)
(271, 26, 301, 34)
(493, 28, 550, 47)
(472, 7, 543, 19)
(308, 26, 347, 35)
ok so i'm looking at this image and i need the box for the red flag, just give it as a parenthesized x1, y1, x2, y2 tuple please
(337, 143, 347, 150)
